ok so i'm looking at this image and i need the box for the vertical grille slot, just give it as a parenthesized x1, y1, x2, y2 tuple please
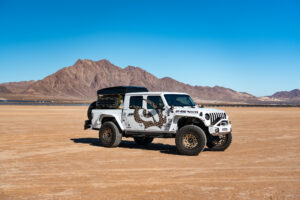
(209, 112, 226, 124)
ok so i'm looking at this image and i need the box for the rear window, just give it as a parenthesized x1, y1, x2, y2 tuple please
(129, 96, 143, 108)
(147, 96, 164, 109)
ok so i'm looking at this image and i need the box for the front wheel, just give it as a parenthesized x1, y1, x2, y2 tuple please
(175, 125, 207, 156)
(207, 133, 232, 151)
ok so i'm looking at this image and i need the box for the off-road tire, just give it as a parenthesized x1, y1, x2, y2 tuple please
(99, 121, 122, 147)
(134, 137, 154, 145)
(175, 125, 207, 156)
(207, 133, 232, 151)
(87, 101, 97, 120)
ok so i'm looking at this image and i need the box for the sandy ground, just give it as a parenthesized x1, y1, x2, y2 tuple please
(0, 106, 299, 200)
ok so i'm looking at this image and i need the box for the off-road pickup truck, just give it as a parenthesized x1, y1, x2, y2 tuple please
(84, 86, 232, 155)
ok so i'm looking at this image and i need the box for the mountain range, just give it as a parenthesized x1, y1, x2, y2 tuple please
(0, 59, 299, 104)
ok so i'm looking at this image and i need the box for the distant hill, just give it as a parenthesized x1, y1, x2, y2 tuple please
(269, 89, 300, 100)
(0, 59, 298, 104)
(0, 86, 12, 94)
(1, 80, 35, 93)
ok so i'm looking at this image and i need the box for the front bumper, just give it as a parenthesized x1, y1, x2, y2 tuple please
(208, 119, 232, 136)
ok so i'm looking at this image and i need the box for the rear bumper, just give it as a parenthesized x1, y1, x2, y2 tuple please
(208, 119, 232, 136)
(84, 120, 91, 130)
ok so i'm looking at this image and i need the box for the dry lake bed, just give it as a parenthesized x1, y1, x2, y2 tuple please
(0, 106, 299, 199)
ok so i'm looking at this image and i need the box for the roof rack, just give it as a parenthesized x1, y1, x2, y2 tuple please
(97, 86, 148, 95)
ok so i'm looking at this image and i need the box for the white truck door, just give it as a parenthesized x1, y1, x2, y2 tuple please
(123, 95, 145, 131)
(143, 95, 169, 131)
(123, 95, 171, 132)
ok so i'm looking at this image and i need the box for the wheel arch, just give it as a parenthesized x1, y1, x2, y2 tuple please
(99, 114, 124, 132)
(176, 116, 209, 136)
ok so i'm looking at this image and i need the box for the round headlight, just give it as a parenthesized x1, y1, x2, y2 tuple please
(205, 113, 210, 120)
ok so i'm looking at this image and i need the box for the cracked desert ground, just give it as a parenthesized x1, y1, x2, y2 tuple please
(0, 105, 299, 200)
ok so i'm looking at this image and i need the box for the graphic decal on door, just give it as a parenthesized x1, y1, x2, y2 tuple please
(132, 99, 166, 129)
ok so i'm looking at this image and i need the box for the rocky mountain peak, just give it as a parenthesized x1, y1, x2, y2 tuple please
(0, 58, 298, 104)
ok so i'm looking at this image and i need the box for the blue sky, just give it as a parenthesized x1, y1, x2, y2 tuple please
(0, 0, 299, 96)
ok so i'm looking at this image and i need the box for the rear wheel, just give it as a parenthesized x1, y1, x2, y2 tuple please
(207, 133, 232, 151)
(99, 122, 122, 147)
(134, 137, 154, 145)
(175, 125, 207, 156)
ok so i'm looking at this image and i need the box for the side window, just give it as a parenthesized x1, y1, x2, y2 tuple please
(129, 96, 143, 108)
(147, 96, 164, 109)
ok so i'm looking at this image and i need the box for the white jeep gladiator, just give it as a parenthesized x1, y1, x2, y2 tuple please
(84, 86, 232, 155)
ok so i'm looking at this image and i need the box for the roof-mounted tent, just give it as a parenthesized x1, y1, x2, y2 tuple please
(96, 86, 148, 109)
(97, 86, 148, 95)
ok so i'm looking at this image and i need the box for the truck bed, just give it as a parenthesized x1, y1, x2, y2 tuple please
(91, 109, 123, 129)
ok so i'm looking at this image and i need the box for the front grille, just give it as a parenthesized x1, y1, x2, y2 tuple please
(209, 112, 226, 125)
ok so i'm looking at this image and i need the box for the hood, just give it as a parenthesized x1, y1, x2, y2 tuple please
(172, 106, 225, 114)
(172, 106, 226, 119)
(197, 107, 225, 113)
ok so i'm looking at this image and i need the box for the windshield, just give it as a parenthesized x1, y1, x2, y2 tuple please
(164, 94, 196, 107)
